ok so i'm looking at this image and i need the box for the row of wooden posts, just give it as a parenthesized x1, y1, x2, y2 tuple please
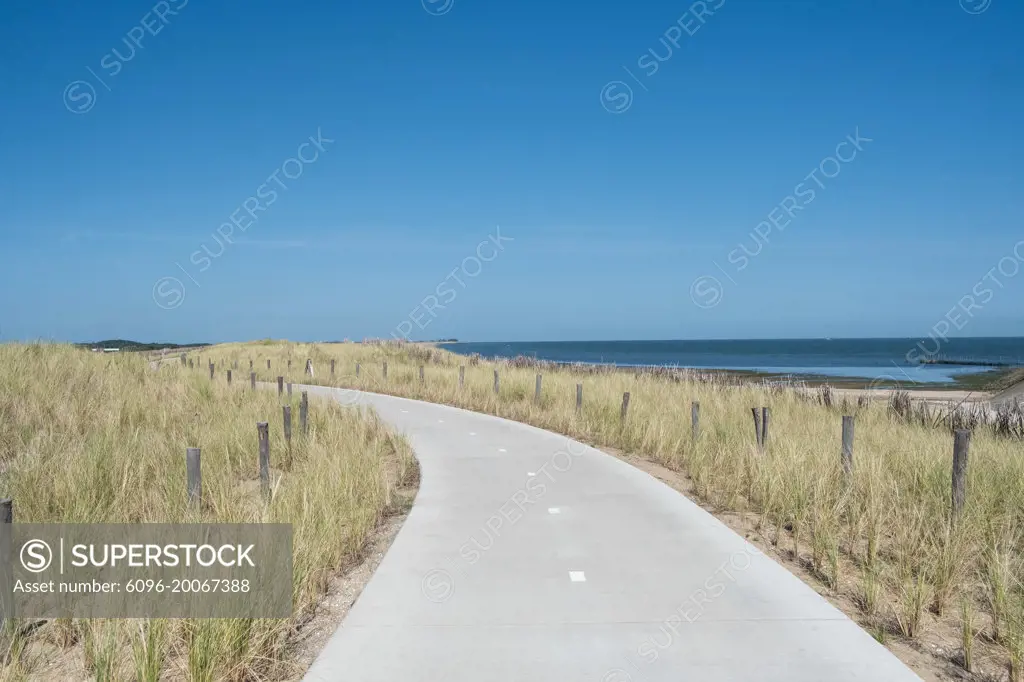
(748, 408, 969, 521)
(182, 354, 974, 522)
(430, 362, 970, 522)
(186, 399, 310, 506)
(181, 354, 311, 507)
(181, 354, 324, 373)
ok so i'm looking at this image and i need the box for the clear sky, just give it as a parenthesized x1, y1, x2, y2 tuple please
(1, 0, 1022, 343)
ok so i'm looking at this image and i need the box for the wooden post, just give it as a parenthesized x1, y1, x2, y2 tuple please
(305, 359, 312, 376)
(576, 384, 583, 414)
(287, 382, 292, 397)
(258, 422, 270, 499)
(226, 369, 232, 386)
(493, 369, 499, 394)
(383, 362, 388, 379)
(300, 391, 309, 435)
(761, 407, 770, 449)
(250, 372, 256, 390)
(356, 362, 360, 377)
(189, 359, 194, 368)
(1, 497, 12, 617)
(535, 374, 542, 403)
(288, 359, 292, 369)
(186, 447, 201, 508)
(841, 416, 854, 477)
(751, 407, 763, 452)
(952, 429, 970, 522)
(691, 401, 700, 441)
(250, 359, 253, 370)
(267, 359, 271, 370)
(620, 392, 630, 422)
(283, 405, 293, 467)
(459, 365, 465, 388)
(180, 354, 186, 365)
(233, 360, 238, 370)
(331, 359, 336, 376)
(277, 376, 284, 395)
(419, 366, 425, 383)
(209, 363, 214, 380)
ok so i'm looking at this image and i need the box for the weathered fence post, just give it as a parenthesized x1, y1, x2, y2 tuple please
(267, 359, 271, 370)
(576, 384, 583, 414)
(952, 429, 971, 522)
(251, 372, 256, 390)
(283, 405, 293, 468)
(331, 359, 336, 376)
(189, 359, 194, 368)
(288, 359, 292, 369)
(621, 392, 630, 422)
(356, 362, 360, 377)
(419, 366, 425, 383)
(233, 360, 238, 370)
(209, 363, 214, 380)
(300, 391, 309, 435)
(258, 422, 270, 499)
(0, 494, 10, 588)
(383, 362, 388, 379)
(751, 407, 763, 452)
(226, 369, 232, 386)
(287, 382, 292, 397)
(761, 407, 770, 449)
(535, 374, 542, 403)
(841, 416, 855, 477)
(186, 447, 201, 508)
(493, 369, 499, 394)
(459, 365, 465, 388)
(250, 359, 253, 370)
(691, 401, 700, 441)
(277, 376, 284, 395)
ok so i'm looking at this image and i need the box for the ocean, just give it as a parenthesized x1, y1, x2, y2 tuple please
(439, 338, 1024, 384)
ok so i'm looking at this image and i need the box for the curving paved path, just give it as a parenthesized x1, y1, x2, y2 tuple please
(302, 386, 921, 682)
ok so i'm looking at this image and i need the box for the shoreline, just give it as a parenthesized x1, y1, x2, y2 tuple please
(430, 346, 1024, 399)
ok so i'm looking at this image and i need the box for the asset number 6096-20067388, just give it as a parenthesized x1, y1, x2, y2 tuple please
(124, 579, 251, 593)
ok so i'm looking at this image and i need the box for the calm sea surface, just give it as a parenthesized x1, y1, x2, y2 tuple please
(440, 338, 1024, 384)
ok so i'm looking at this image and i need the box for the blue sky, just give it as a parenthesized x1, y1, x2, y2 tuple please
(1, 0, 1022, 343)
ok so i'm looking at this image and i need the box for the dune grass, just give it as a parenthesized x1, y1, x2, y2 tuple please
(0, 344, 417, 680)
(196, 339, 1024, 678)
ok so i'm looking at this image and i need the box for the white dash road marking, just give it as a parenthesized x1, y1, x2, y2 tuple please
(527, 472, 536, 477)
(498, 448, 507, 453)
(548, 508, 561, 514)
(401, 410, 408, 413)
(569, 571, 586, 582)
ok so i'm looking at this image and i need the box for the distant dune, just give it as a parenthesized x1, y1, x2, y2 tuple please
(76, 339, 210, 352)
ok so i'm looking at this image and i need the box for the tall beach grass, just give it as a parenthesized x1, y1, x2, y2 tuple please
(0, 344, 417, 680)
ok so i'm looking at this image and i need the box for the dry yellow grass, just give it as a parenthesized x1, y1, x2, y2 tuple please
(199, 339, 1024, 678)
(0, 344, 417, 681)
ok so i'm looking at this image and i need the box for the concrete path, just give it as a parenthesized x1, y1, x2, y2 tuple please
(302, 386, 922, 682)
